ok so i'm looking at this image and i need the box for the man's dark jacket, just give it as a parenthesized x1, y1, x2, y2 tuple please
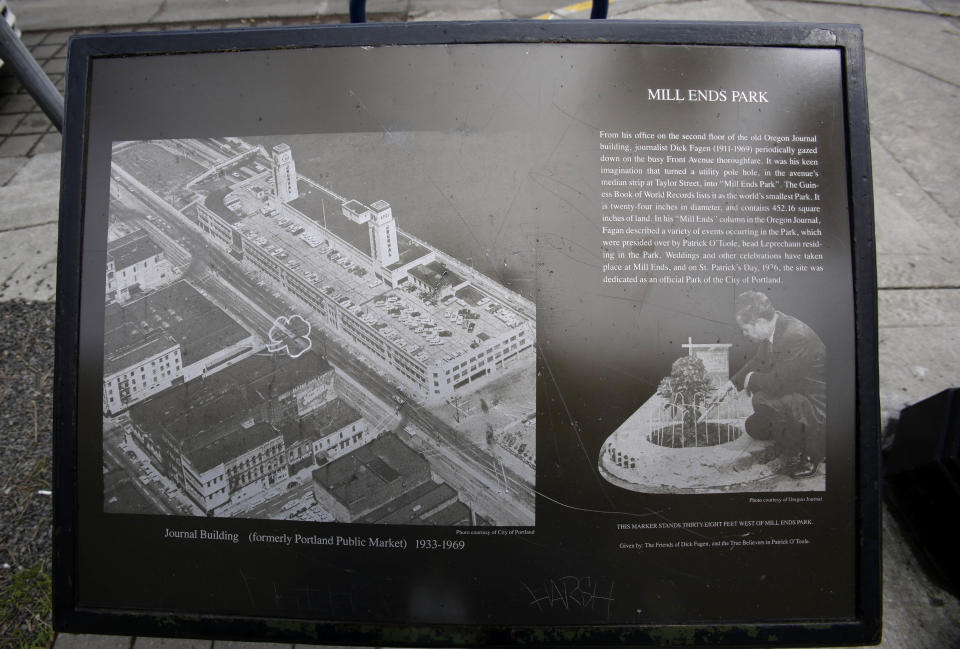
(732, 312, 827, 459)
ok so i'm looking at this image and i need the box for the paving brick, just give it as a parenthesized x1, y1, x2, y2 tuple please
(0, 113, 23, 135)
(0, 222, 59, 301)
(213, 642, 294, 649)
(32, 131, 63, 155)
(12, 112, 53, 135)
(872, 141, 960, 289)
(134, 637, 213, 649)
(7, 152, 61, 187)
(0, 134, 42, 157)
(41, 31, 72, 45)
(879, 289, 960, 329)
(0, 176, 60, 231)
(410, 7, 513, 21)
(0, 94, 37, 114)
(52, 633, 131, 649)
(878, 288, 960, 415)
(20, 32, 46, 47)
(42, 58, 68, 74)
(617, 0, 764, 20)
(0, 156, 27, 185)
(30, 43, 63, 60)
(878, 319, 960, 418)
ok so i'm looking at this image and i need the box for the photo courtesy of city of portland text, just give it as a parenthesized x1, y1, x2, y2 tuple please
(100, 132, 537, 527)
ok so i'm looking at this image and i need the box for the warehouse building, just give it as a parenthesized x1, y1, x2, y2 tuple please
(280, 397, 373, 471)
(311, 432, 472, 525)
(105, 229, 175, 304)
(102, 280, 255, 415)
(126, 348, 348, 513)
(182, 139, 534, 399)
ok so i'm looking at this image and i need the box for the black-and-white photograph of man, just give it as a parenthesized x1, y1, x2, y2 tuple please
(730, 291, 826, 480)
(599, 291, 827, 494)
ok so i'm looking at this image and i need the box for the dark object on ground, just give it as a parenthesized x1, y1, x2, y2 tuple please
(884, 388, 960, 594)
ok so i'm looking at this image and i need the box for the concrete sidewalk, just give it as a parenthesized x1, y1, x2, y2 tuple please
(2, 0, 959, 647)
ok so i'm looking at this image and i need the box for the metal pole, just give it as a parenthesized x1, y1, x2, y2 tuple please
(349, 0, 366, 23)
(0, 18, 64, 132)
(591, 0, 609, 19)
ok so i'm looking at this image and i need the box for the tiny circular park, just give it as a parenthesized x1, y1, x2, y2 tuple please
(599, 339, 825, 493)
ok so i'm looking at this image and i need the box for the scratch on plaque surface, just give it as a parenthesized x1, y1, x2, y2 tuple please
(478, 64, 525, 132)
(347, 88, 393, 137)
(535, 489, 664, 520)
(538, 347, 617, 508)
(490, 182, 523, 251)
(238, 568, 256, 606)
(423, 175, 508, 282)
(550, 95, 596, 131)
(530, 171, 597, 233)
(538, 231, 601, 268)
(629, 295, 730, 327)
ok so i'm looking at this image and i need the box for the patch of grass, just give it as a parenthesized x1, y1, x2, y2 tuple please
(0, 564, 53, 649)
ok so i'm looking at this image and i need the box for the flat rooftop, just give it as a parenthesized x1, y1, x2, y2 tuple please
(107, 230, 163, 271)
(385, 234, 430, 271)
(113, 141, 206, 197)
(189, 141, 273, 199)
(279, 397, 362, 446)
(408, 260, 464, 290)
(356, 480, 461, 525)
(314, 433, 427, 514)
(203, 186, 245, 226)
(284, 178, 431, 268)
(454, 284, 485, 306)
(103, 280, 251, 373)
(234, 208, 530, 367)
(290, 182, 369, 253)
(424, 500, 472, 526)
(183, 421, 281, 472)
(129, 349, 331, 450)
(103, 334, 178, 378)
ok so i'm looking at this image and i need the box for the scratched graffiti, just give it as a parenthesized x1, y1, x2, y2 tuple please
(521, 576, 615, 618)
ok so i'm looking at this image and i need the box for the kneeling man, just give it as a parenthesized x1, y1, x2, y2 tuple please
(730, 291, 826, 478)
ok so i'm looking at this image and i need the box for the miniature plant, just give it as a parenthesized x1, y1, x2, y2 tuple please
(656, 355, 714, 427)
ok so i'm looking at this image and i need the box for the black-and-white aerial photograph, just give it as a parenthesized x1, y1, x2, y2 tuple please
(599, 291, 827, 494)
(100, 135, 536, 526)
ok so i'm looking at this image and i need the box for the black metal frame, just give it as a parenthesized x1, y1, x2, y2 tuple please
(54, 19, 880, 647)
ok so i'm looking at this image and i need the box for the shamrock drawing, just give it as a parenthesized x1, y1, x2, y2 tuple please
(267, 314, 312, 358)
